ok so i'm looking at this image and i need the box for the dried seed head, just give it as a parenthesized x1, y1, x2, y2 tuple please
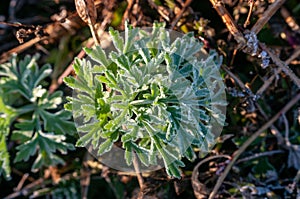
(75, 0, 97, 25)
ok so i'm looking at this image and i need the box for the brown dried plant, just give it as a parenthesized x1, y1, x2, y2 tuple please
(75, 0, 101, 45)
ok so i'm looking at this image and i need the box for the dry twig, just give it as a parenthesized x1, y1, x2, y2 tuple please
(256, 46, 300, 96)
(148, 0, 171, 21)
(251, 0, 286, 34)
(133, 153, 145, 192)
(209, 0, 246, 48)
(121, 0, 135, 28)
(0, 36, 47, 64)
(170, 0, 193, 29)
(209, 92, 300, 199)
(260, 43, 300, 88)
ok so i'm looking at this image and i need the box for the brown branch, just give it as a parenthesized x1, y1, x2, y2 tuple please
(49, 38, 94, 93)
(0, 0, 109, 64)
(223, 63, 287, 147)
(170, 0, 193, 29)
(256, 46, 300, 96)
(0, 36, 47, 64)
(148, 0, 171, 22)
(49, 10, 113, 93)
(285, 46, 300, 64)
(133, 153, 145, 191)
(121, 0, 135, 28)
(251, 0, 286, 34)
(4, 178, 45, 199)
(255, 103, 285, 146)
(260, 43, 300, 88)
(209, 92, 300, 199)
(209, 0, 246, 48)
(236, 150, 284, 164)
(222, 65, 247, 90)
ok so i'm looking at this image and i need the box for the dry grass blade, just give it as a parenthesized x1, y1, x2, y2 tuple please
(75, 0, 101, 45)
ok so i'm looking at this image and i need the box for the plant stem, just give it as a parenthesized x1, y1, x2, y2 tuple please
(133, 153, 144, 191)
(88, 24, 101, 46)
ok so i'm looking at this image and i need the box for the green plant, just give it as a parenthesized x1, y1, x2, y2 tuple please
(0, 54, 76, 180)
(64, 22, 226, 178)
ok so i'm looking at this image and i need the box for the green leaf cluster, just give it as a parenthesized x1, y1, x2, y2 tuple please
(64, 22, 226, 178)
(0, 54, 76, 179)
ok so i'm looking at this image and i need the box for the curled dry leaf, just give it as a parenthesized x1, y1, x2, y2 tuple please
(75, 0, 97, 25)
(192, 155, 231, 199)
(74, 0, 101, 45)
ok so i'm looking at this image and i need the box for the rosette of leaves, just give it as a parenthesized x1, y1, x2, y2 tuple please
(64, 22, 226, 178)
(0, 54, 76, 179)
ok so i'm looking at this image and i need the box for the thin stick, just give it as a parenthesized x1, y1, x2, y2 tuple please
(285, 46, 300, 64)
(0, 36, 47, 64)
(209, 92, 300, 199)
(251, 0, 286, 34)
(256, 46, 300, 96)
(209, 0, 246, 48)
(133, 153, 144, 191)
(222, 65, 247, 90)
(236, 150, 284, 164)
(255, 103, 285, 146)
(121, 0, 135, 29)
(88, 24, 101, 46)
(260, 43, 300, 88)
(148, 0, 171, 21)
(49, 38, 94, 93)
(244, 0, 255, 28)
(49, 12, 113, 93)
(170, 0, 193, 29)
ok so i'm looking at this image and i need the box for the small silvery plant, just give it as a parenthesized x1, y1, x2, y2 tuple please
(64, 22, 226, 178)
(0, 54, 76, 180)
